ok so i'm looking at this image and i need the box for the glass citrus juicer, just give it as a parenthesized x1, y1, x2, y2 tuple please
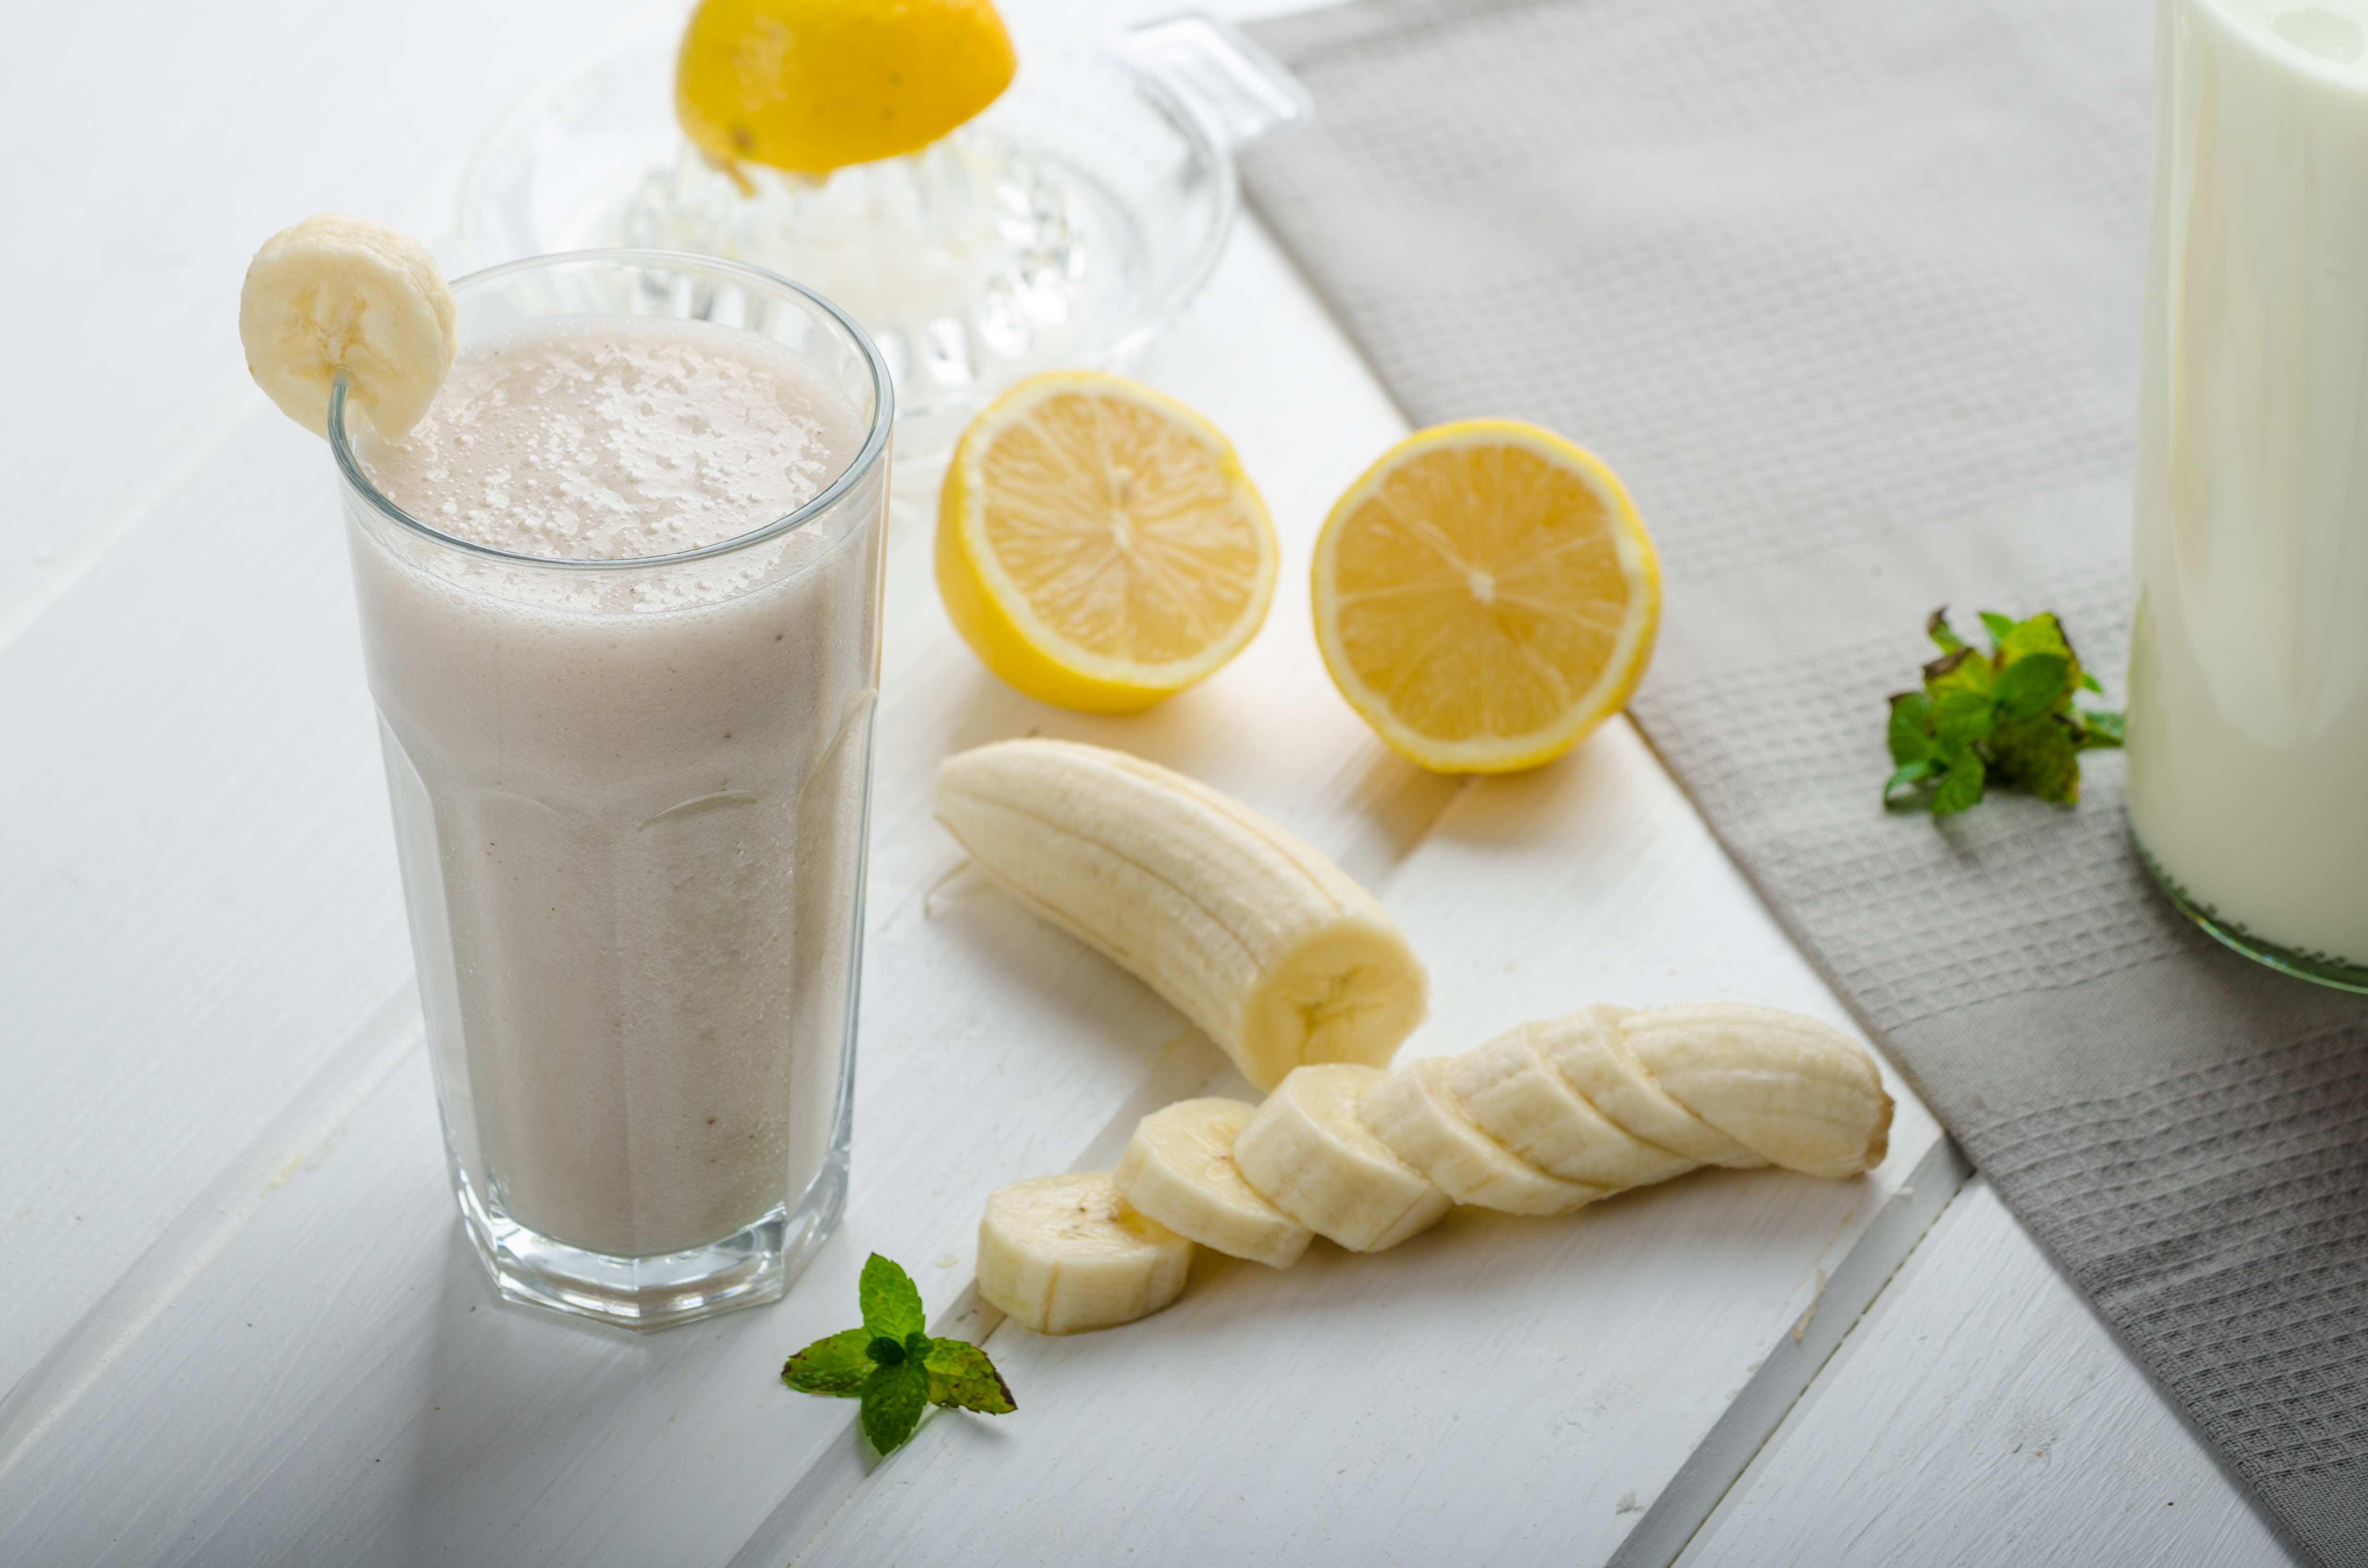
(459, 9, 1310, 460)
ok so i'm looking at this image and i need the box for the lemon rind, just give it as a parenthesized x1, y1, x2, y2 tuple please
(674, 0, 1018, 177)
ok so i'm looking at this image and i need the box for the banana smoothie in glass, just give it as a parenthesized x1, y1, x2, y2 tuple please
(330, 253, 893, 1328)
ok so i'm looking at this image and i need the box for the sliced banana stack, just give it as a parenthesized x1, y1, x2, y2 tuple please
(1114, 1098, 1312, 1269)
(979, 1004, 1893, 1332)
(1618, 1004, 1893, 1178)
(238, 213, 457, 441)
(1529, 1004, 1773, 1169)
(1442, 1021, 1699, 1190)
(1229, 1064, 1452, 1252)
(1360, 1003, 1892, 1203)
(936, 739, 1428, 1091)
(1359, 1057, 1609, 1215)
(976, 1173, 1195, 1335)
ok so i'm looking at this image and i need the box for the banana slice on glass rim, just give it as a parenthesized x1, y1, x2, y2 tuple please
(238, 213, 456, 441)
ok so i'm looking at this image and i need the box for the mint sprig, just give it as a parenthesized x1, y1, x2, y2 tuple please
(782, 1254, 1015, 1456)
(1884, 608, 2123, 816)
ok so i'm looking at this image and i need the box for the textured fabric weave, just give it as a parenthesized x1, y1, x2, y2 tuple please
(1239, 0, 2368, 1558)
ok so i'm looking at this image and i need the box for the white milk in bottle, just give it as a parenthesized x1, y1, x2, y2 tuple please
(2128, 0, 2368, 983)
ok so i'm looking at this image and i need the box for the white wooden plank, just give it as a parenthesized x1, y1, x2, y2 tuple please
(0, 413, 418, 1406)
(770, 716, 1949, 1568)
(1676, 1180, 2300, 1568)
(0, 0, 678, 646)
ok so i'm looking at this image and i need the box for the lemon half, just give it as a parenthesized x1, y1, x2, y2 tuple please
(1312, 420, 1660, 773)
(937, 371, 1280, 713)
(676, 0, 1017, 176)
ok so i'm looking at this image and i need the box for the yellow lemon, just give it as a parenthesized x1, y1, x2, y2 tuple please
(1311, 420, 1660, 773)
(676, 0, 1017, 176)
(937, 371, 1279, 714)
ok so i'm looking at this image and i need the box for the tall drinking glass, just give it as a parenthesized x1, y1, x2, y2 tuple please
(331, 253, 893, 1328)
(2129, 0, 2368, 990)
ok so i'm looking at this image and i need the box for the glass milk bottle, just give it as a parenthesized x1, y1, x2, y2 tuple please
(2128, 0, 2368, 989)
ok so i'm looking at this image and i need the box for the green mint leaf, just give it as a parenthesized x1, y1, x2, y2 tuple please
(925, 1338, 1018, 1413)
(1924, 646, 1995, 700)
(860, 1360, 933, 1456)
(1883, 760, 1935, 811)
(780, 1253, 1017, 1459)
(1995, 651, 2069, 722)
(1931, 688, 1996, 747)
(783, 1328, 876, 1398)
(1886, 610, 2120, 818)
(859, 1253, 926, 1340)
(1997, 612, 2073, 666)
(1931, 747, 1986, 815)
(1989, 714, 2081, 804)
(1887, 692, 1936, 766)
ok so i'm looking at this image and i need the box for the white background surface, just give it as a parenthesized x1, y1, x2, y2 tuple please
(0, 0, 2301, 1564)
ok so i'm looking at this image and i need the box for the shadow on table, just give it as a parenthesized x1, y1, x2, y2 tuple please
(397, 1221, 666, 1564)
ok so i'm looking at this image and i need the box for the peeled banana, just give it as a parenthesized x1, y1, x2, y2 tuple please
(1114, 1098, 1313, 1269)
(976, 1173, 1194, 1335)
(239, 213, 456, 441)
(935, 739, 1428, 1090)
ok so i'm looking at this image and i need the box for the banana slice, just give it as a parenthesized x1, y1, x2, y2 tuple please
(936, 739, 1428, 1090)
(1115, 1098, 1313, 1269)
(976, 1173, 1195, 1335)
(1232, 1064, 1452, 1252)
(1445, 1024, 1699, 1191)
(1359, 1058, 1607, 1216)
(1620, 1004, 1891, 1178)
(238, 213, 457, 441)
(1533, 1004, 1767, 1169)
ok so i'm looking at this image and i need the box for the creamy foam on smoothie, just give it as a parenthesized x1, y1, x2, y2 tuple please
(362, 315, 862, 560)
(345, 312, 882, 1260)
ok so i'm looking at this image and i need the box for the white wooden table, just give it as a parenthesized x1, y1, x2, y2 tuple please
(0, 2, 2305, 1563)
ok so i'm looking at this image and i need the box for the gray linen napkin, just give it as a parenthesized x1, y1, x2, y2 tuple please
(1239, 0, 2368, 1558)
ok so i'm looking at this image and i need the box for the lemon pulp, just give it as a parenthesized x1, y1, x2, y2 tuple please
(937, 371, 1278, 713)
(1312, 420, 1659, 772)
